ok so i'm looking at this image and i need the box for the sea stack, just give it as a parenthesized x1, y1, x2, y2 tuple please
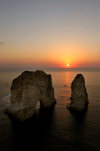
(6, 71, 56, 121)
(68, 74, 89, 112)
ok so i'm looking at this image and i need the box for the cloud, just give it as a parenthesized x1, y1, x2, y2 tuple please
(0, 42, 3, 45)
(75, 10, 83, 15)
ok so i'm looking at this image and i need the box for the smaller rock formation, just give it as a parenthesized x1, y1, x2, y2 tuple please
(5, 70, 56, 121)
(68, 74, 89, 112)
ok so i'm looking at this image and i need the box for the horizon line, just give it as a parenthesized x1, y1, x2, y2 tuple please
(0, 67, 100, 71)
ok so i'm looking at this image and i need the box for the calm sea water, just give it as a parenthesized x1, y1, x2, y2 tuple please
(0, 68, 100, 151)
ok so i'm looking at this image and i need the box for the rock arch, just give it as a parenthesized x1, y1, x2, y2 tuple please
(6, 71, 56, 121)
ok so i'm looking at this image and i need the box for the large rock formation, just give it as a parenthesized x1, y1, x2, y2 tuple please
(6, 71, 56, 121)
(68, 74, 89, 112)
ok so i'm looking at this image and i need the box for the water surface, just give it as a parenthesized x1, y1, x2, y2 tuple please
(0, 68, 100, 151)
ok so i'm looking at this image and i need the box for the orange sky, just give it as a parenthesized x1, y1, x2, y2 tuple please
(1, 43, 100, 68)
(0, 0, 100, 68)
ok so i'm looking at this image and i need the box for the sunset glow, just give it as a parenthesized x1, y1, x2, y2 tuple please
(0, 0, 100, 68)
(0, 1, 100, 151)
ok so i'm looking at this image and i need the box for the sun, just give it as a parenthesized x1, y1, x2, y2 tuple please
(66, 64, 70, 67)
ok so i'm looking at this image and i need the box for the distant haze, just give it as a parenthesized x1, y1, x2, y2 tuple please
(0, 0, 100, 68)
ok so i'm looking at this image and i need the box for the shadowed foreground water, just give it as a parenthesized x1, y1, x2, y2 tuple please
(0, 69, 100, 151)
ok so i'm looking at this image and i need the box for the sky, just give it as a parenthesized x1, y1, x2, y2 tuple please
(0, 0, 100, 68)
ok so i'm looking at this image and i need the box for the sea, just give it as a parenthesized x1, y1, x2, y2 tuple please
(0, 68, 100, 151)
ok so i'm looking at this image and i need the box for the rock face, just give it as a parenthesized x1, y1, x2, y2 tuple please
(6, 71, 56, 121)
(68, 74, 89, 112)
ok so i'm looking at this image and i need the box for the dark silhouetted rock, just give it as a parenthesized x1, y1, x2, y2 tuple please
(68, 74, 89, 112)
(6, 71, 56, 121)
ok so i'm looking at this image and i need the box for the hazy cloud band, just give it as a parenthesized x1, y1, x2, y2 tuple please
(0, 42, 3, 45)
